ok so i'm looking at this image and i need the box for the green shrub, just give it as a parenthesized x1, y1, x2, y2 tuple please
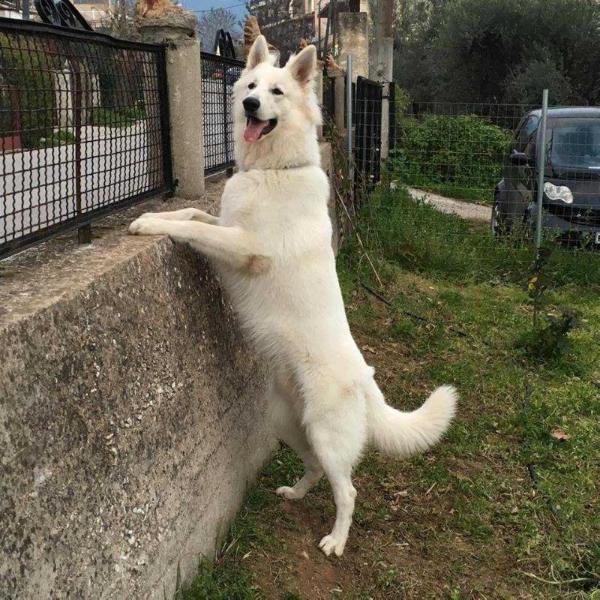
(390, 114, 512, 204)
(89, 105, 145, 128)
(38, 129, 75, 147)
(0, 33, 57, 149)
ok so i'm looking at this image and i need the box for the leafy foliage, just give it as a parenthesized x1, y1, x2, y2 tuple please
(390, 114, 512, 202)
(0, 33, 57, 148)
(89, 105, 145, 128)
(38, 129, 76, 147)
(394, 0, 600, 105)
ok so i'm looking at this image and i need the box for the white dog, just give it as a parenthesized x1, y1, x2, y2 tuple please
(129, 36, 457, 557)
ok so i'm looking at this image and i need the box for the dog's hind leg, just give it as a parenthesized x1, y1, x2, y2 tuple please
(269, 377, 323, 500)
(276, 439, 323, 501)
(303, 378, 367, 557)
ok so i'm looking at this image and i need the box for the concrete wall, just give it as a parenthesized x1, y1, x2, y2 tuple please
(0, 192, 273, 599)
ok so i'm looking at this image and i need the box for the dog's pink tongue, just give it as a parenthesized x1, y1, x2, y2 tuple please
(244, 118, 268, 143)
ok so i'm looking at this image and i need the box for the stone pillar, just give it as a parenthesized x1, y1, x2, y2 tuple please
(336, 12, 369, 81)
(369, 0, 394, 162)
(138, 11, 205, 198)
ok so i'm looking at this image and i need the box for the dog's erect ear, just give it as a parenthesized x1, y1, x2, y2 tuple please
(287, 45, 317, 86)
(247, 35, 269, 69)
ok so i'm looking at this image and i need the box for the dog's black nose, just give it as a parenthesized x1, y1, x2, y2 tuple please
(243, 97, 260, 114)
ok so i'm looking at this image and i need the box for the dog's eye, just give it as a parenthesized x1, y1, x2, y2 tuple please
(272, 88, 284, 95)
(248, 82, 256, 89)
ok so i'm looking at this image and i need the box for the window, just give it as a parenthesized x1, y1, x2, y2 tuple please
(514, 115, 539, 152)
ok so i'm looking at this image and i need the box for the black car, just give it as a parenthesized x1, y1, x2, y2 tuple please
(493, 107, 600, 246)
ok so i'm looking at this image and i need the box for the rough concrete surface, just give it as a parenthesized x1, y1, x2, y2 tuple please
(0, 180, 274, 599)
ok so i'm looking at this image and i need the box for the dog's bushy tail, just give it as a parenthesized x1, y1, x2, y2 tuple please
(366, 383, 457, 457)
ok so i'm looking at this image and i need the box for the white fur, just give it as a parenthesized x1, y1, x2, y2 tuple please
(129, 37, 457, 557)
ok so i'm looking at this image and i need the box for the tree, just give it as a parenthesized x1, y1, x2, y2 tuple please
(103, 0, 138, 40)
(247, 0, 312, 63)
(393, 0, 600, 105)
(198, 8, 241, 52)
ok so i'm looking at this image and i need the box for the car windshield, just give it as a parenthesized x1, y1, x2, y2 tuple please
(548, 118, 600, 169)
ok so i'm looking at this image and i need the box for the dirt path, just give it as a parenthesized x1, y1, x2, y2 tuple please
(394, 185, 492, 222)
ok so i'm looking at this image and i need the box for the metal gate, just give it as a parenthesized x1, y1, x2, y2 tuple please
(354, 76, 383, 189)
(201, 52, 244, 175)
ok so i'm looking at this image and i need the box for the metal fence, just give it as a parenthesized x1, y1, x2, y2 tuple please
(0, 18, 173, 259)
(201, 52, 244, 175)
(388, 97, 600, 250)
(354, 76, 382, 191)
(328, 79, 600, 283)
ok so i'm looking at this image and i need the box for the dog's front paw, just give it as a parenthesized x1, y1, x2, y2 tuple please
(276, 486, 303, 500)
(129, 218, 165, 236)
(319, 533, 347, 557)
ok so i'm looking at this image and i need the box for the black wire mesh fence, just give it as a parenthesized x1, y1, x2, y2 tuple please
(388, 99, 600, 251)
(322, 71, 335, 122)
(0, 19, 172, 259)
(337, 88, 600, 284)
(201, 52, 244, 175)
(354, 76, 382, 192)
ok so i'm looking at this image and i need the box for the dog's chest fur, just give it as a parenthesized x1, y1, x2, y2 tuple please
(219, 165, 331, 258)
(215, 164, 347, 366)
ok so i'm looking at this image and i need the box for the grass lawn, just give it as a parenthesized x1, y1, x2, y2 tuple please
(181, 187, 600, 599)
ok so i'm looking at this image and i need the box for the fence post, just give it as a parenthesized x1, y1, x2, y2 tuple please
(535, 89, 549, 250)
(222, 68, 229, 168)
(346, 54, 353, 180)
(380, 82, 390, 163)
(138, 12, 205, 199)
(72, 57, 91, 244)
(314, 68, 323, 140)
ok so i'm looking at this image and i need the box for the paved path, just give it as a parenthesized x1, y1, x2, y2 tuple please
(1, 123, 150, 244)
(391, 183, 492, 222)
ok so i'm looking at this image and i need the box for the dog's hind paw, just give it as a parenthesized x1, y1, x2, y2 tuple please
(276, 486, 303, 500)
(318, 533, 346, 557)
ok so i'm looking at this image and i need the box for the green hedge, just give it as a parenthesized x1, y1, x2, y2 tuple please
(390, 114, 512, 204)
(0, 34, 57, 149)
(89, 105, 145, 128)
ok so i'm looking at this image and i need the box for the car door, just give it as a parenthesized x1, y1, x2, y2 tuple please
(520, 119, 539, 205)
(503, 115, 538, 219)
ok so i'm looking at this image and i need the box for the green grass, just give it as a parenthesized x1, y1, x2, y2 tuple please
(181, 185, 599, 598)
(353, 186, 600, 288)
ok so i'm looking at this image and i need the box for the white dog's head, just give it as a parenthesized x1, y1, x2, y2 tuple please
(233, 35, 322, 171)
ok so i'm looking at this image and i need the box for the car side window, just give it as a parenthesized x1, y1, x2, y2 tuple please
(515, 116, 539, 152)
(513, 119, 528, 152)
(524, 117, 540, 158)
